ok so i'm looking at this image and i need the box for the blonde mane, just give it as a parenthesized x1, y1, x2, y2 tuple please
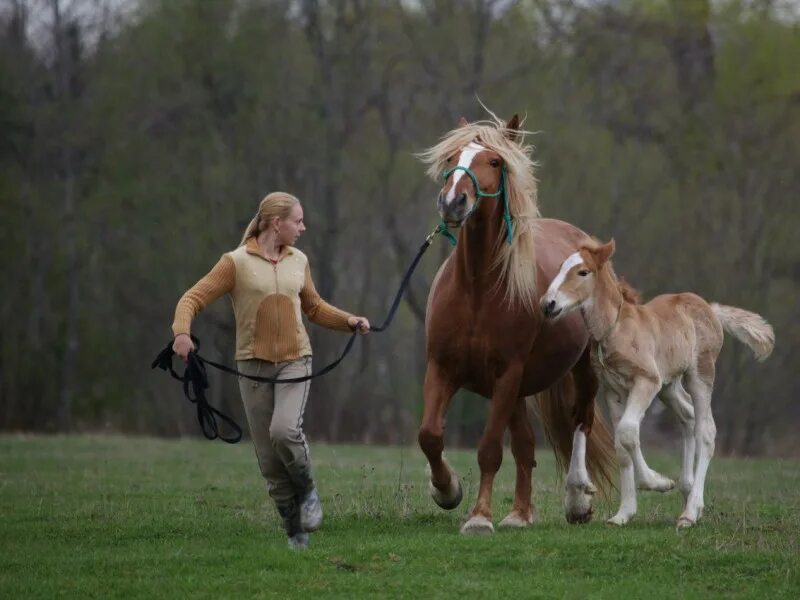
(417, 114, 540, 312)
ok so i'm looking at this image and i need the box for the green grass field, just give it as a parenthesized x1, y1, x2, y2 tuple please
(1, 435, 798, 599)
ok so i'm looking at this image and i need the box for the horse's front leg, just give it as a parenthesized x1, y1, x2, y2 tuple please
(419, 361, 462, 510)
(462, 364, 523, 535)
(498, 396, 537, 528)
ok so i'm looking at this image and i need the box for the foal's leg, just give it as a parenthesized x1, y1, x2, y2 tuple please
(632, 442, 676, 493)
(608, 376, 660, 525)
(620, 379, 675, 492)
(499, 396, 536, 528)
(606, 390, 637, 526)
(564, 348, 599, 524)
(419, 362, 462, 510)
(659, 381, 696, 501)
(461, 365, 524, 535)
(678, 355, 717, 528)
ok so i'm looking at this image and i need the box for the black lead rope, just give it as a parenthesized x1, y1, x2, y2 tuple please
(151, 233, 440, 443)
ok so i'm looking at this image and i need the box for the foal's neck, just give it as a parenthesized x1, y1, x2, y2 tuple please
(582, 270, 623, 342)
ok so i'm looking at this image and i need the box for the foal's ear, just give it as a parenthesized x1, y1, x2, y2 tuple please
(505, 114, 521, 141)
(595, 239, 616, 267)
(458, 116, 469, 128)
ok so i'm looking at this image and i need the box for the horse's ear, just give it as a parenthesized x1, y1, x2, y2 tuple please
(595, 239, 616, 267)
(458, 116, 469, 128)
(505, 114, 521, 141)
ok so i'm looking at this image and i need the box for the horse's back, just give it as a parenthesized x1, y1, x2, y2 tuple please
(646, 292, 724, 356)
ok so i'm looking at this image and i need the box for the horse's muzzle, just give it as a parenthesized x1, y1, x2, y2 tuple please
(438, 191, 468, 224)
(542, 299, 561, 318)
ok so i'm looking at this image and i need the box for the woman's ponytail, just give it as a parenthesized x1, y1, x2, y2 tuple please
(239, 213, 261, 246)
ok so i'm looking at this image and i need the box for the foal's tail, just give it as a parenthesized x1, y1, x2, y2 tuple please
(529, 374, 616, 495)
(711, 303, 775, 361)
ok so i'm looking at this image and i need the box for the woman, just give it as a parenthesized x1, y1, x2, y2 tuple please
(171, 192, 370, 549)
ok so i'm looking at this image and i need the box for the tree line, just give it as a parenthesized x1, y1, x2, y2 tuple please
(1, 0, 798, 455)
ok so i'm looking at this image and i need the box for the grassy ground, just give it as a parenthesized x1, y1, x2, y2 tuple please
(1, 435, 798, 599)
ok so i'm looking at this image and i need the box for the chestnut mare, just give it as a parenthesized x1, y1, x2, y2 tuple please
(417, 115, 615, 534)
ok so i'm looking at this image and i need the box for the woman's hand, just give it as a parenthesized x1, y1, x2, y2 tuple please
(172, 333, 195, 362)
(348, 316, 371, 334)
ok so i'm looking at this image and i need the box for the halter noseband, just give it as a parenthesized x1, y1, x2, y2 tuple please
(440, 162, 514, 246)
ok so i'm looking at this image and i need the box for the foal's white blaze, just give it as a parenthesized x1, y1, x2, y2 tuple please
(444, 142, 484, 205)
(544, 252, 584, 309)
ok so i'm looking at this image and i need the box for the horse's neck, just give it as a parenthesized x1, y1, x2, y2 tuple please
(582, 272, 623, 342)
(454, 206, 503, 296)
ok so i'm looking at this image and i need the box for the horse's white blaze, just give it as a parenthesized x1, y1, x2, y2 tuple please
(445, 142, 484, 205)
(544, 252, 584, 304)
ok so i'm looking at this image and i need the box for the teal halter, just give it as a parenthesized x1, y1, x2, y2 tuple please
(439, 164, 514, 247)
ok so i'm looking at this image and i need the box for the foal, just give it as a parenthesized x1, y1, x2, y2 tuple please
(540, 240, 774, 527)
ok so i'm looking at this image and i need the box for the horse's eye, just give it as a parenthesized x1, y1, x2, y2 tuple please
(489, 159, 501, 168)
(578, 270, 590, 277)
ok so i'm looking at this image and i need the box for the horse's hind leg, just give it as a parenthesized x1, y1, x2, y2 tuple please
(564, 348, 599, 524)
(659, 381, 696, 500)
(678, 354, 717, 528)
(499, 396, 536, 528)
(419, 361, 462, 511)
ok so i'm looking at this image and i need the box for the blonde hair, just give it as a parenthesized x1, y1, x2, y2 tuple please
(417, 111, 540, 312)
(239, 192, 301, 245)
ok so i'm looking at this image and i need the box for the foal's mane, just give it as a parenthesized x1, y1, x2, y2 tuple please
(617, 278, 641, 305)
(417, 114, 541, 312)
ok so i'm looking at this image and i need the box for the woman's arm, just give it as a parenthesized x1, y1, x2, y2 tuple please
(300, 263, 368, 332)
(171, 255, 236, 340)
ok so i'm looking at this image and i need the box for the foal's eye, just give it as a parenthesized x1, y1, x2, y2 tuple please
(489, 159, 501, 168)
(578, 270, 590, 277)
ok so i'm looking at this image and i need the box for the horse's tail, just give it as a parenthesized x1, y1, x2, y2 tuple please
(711, 303, 775, 362)
(529, 373, 616, 495)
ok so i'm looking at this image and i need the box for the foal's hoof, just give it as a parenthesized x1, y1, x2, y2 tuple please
(499, 509, 536, 528)
(676, 516, 695, 529)
(606, 513, 632, 526)
(460, 515, 494, 535)
(638, 473, 675, 493)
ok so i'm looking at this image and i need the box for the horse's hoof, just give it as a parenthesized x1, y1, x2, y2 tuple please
(565, 507, 594, 525)
(429, 477, 463, 510)
(564, 483, 595, 525)
(498, 510, 535, 528)
(606, 514, 631, 526)
(638, 473, 675, 493)
(460, 515, 494, 535)
(676, 516, 695, 529)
